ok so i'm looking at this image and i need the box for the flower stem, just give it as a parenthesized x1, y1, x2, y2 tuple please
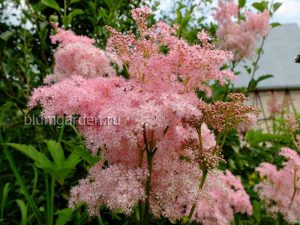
(290, 168, 298, 207)
(141, 125, 157, 225)
(186, 165, 208, 223)
(143, 150, 155, 225)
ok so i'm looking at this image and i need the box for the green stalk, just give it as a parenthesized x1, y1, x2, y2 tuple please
(50, 176, 55, 225)
(44, 121, 64, 225)
(23, 28, 30, 99)
(186, 166, 208, 224)
(247, 37, 266, 93)
(141, 126, 157, 225)
(45, 173, 50, 223)
(3, 147, 43, 225)
(57, 123, 65, 143)
(97, 215, 105, 225)
(45, 174, 55, 225)
(185, 126, 208, 224)
(64, 0, 67, 17)
(143, 151, 154, 225)
(290, 169, 298, 206)
(220, 130, 229, 149)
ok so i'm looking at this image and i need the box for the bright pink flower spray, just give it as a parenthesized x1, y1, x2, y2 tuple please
(30, 7, 253, 225)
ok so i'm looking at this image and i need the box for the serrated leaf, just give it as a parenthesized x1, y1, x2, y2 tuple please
(71, 145, 99, 166)
(41, 0, 61, 12)
(7, 142, 80, 185)
(65, 153, 81, 168)
(6, 143, 53, 169)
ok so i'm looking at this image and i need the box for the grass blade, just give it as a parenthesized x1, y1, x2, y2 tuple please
(16, 199, 28, 225)
(3, 147, 43, 225)
(1, 183, 11, 219)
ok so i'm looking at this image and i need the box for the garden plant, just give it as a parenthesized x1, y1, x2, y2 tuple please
(0, 0, 299, 225)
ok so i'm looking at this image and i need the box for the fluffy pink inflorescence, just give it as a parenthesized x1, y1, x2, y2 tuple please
(29, 7, 252, 223)
(44, 26, 120, 83)
(256, 148, 300, 223)
(214, 0, 271, 60)
(106, 8, 235, 96)
(193, 170, 252, 225)
(237, 113, 258, 134)
(69, 163, 148, 215)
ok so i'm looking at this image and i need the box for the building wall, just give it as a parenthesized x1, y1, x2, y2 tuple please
(247, 90, 300, 116)
(245, 90, 300, 130)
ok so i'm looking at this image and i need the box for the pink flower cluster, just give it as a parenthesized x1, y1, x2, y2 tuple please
(256, 148, 300, 223)
(29, 6, 252, 224)
(44, 25, 121, 83)
(237, 113, 258, 134)
(194, 170, 252, 225)
(106, 10, 235, 96)
(214, 0, 271, 60)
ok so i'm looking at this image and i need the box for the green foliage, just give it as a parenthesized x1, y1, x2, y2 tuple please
(0, 0, 288, 224)
(238, 0, 246, 8)
(55, 208, 73, 225)
(16, 199, 28, 225)
(247, 74, 273, 92)
(7, 141, 81, 185)
(252, 1, 269, 12)
(246, 129, 292, 147)
(0, 0, 144, 224)
(0, 183, 11, 221)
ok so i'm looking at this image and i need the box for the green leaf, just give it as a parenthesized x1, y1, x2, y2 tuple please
(253, 201, 261, 223)
(71, 145, 99, 166)
(246, 130, 290, 147)
(65, 153, 81, 168)
(271, 22, 281, 28)
(55, 208, 73, 225)
(252, 2, 267, 12)
(46, 140, 65, 167)
(248, 74, 273, 91)
(273, 2, 282, 12)
(62, 15, 71, 28)
(16, 200, 28, 225)
(70, 0, 81, 4)
(0, 31, 13, 41)
(41, 0, 61, 12)
(238, 0, 246, 8)
(2, 148, 43, 224)
(64, 9, 84, 27)
(69, 9, 84, 18)
(6, 143, 53, 169)
(1, 183, 11, 218)
(7, 142, 80, 185)
(247, 79, 258, 92)
(256, 74, 273, 83)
